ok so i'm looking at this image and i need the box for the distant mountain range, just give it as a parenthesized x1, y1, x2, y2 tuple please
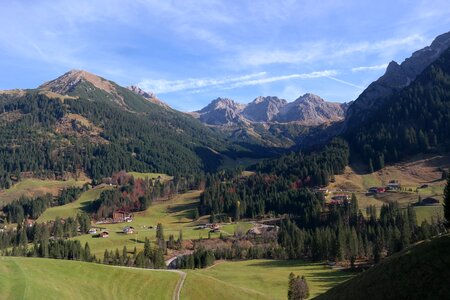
(192, 93, 348, 126)
(189, 93, 348, 148)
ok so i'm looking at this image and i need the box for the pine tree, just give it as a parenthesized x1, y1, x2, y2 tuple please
(288, 272, 295, 300)
(84, 242, 91, 262)
(444, 173, 450, 227)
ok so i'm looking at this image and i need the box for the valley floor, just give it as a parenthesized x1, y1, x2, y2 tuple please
(0, 256, 352, 300)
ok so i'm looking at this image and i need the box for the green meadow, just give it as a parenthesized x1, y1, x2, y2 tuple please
(0, 257, 178, 300)
(185, 259, 354, 299)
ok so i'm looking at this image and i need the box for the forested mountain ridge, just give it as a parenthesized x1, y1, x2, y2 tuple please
(344, 44, 450, 171)
(344, 30, 450, 130)
(0, 71, 275, 189)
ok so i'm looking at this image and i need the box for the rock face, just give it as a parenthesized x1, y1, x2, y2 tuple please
(242, 96, 287, 122)
(345, 30, 450, 128)
(194, 93, 347, 126)
(195, 97, 246, 125)
(276, 93, 346, 125)
(39, 69, 116, 95)
(127, 85, 169, 107)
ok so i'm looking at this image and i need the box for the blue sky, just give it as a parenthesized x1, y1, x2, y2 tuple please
(1, 1, 450, 111)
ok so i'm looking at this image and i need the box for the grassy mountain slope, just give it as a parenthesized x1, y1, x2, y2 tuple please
(0, 257, 178, 300)
(0, 71, 276, 188)
(316, 235, 450, 300)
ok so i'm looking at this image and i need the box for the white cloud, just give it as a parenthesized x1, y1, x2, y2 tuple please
(351, 64, 388, 72)
(137, 72, 267, 94)
(236, 34, 426, 67)
(138, 70, 337, 94)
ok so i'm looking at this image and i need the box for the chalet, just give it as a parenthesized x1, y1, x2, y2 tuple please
(113, 210, 132, 223)
(123, 226, 135, 234)
(88, 228, 97, 234)
(99, 231, 109, 238)
(387, 180, 401, 190)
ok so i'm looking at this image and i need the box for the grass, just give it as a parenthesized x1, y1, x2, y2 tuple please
(182, 271, 270, 300)
(71, 190, 253, 257)
(414, 205, 444, 223)
(37, 186, 112, 222)
(0, 178, 88, 206)
(126, 172, 173, 182)
(316, 235, 450, 300)
(185, 260, 354, 300)
(0, 257, 178, 300)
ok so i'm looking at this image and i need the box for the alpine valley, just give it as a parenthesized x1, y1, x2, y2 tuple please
(1, 10, 450, 300)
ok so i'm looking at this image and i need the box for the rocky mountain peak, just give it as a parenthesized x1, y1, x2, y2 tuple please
(243, 96, 287, 122)
(344, 30, 450, 129)
(39, 69, 116, 96)
(128, 85, 156, 99)
(294, 93, 325, 104)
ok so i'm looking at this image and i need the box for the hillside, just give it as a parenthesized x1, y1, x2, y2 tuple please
(344, 30, 450, 129)
(0, 257, 179, 300)
(316, 235, 450, 300)
(345, 44, 450, 170)
(0, 70, 275, 189)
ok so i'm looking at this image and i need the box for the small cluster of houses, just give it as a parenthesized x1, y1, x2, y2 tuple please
(367, 180, 401, 194)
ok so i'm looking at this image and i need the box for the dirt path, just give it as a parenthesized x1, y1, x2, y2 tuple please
(172, 269, 186, 300)
(108, 265, 186, 300)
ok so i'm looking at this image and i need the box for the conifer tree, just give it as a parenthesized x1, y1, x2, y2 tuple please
(444, 173, 450, 227)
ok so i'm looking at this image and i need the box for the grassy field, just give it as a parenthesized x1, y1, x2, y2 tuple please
(184, 260, 354, 300)
(37, 186, 112, 222)
(72, 190, 252, 257)
(127, 172, 173, 182)
(414, 205, 444, 223)
(0, 257, 178, 300)
(0, 178, 88, 205)
(316, 235, 450, 300)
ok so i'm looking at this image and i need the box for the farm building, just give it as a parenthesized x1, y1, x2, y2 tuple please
(99, 231, 109, 238)
(88, 228, 97, 234)
(113, 210, 132, 223)
(387, 180, 401, 190)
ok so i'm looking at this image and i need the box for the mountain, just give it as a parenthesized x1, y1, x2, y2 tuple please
(195, 93, 346, 126)
(345, 30, 450, 129)
(193, 97, 246, 125)
(192, 93, 347, 148)
(126, 85, 169, 108)
(0, 70, 269, 188)
(316, 235, 450, 300)
(242, 96, 287, 122)
(276, 93, 346, 125)
(343, 37, 450, 170)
